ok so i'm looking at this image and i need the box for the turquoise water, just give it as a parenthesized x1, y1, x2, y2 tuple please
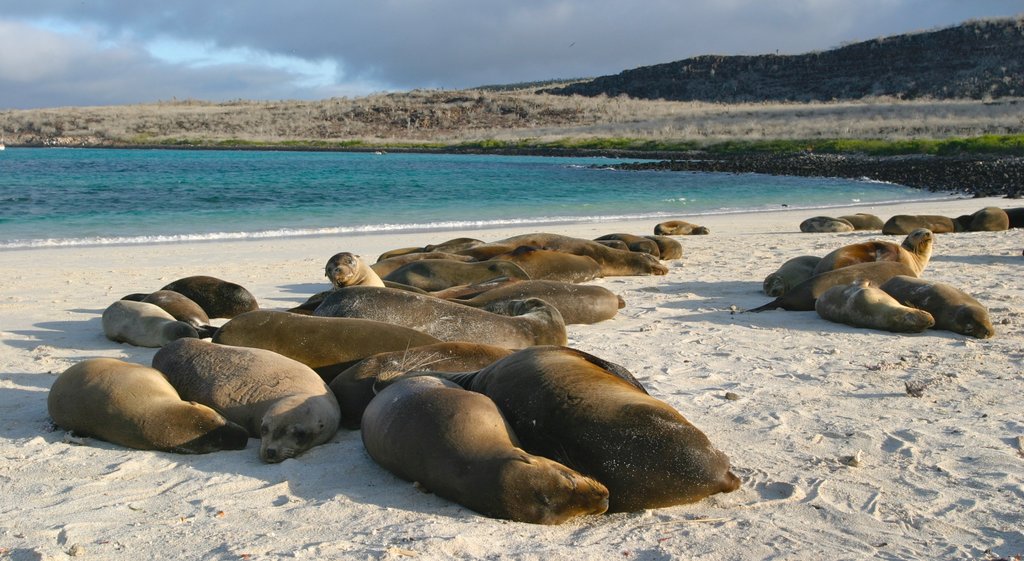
(0, 148, 949, 249)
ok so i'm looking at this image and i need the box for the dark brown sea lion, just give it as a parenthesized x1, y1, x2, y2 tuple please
(330, 342, 514, 429)
(814, 280, 935, 333)
(879, 275, 996, 338)
(799, 216, 854, 233)
(101, 300, 199, 347)
(594, 239, 630, 251)
(452, 242, 520, 261)
(836, 213, 884, 231)
(747, 261, 918, 312)
(882, 215, 957, 235)
(370, 251, 475, 278)
(325, 252, 386, 288)
(436, 346, 740, 513)
(496, 233, 668, 276)
(1003, 207, 1024, 229)
(451, 279, 624, 325)
(382, 259, 531, 292)
(49, 358, 249, 454)
(812, 228, 933, 276)
(645, 235, 683, 260)
(654, 220, 710, 235)
(762, 255, 822, 297)
(488, 246, 603, 283)
(130, 290, 215, 337)
(593, 233, 661, 257)
(152, 339, 341, 463)
(362, 376, 610, 524)
(212, 310, 441, 382)
(422, 237, 486, 253)
(161, 275, 258, 319)
(313, 286, 566, 348)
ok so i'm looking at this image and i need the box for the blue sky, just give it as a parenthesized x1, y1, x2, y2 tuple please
(0, 1, 1021, 109)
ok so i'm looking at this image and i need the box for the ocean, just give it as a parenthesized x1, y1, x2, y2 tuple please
(0, 148, 950, 249)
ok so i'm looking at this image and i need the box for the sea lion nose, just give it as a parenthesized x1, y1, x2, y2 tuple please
(265, 448, 278, 460)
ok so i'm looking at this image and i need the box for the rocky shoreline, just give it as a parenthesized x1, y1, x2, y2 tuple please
(608, 153, 1024, 199)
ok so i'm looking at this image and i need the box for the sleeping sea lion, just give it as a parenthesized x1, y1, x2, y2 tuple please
(814, 280, 935, 333)
(879, 275, 996, 338)
(747, 261, 918, 312)
(161, 275, 258, 319)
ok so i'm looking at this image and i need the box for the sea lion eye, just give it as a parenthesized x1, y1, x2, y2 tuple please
(260, 425, 269, 436)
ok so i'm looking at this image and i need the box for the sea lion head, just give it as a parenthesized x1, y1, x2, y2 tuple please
(259, 395, 338, 463)
(901, 228, 934, 262)
(325, 252, 363, 289)
(953, 305, 995, 339)
(497, 452, 610, 524)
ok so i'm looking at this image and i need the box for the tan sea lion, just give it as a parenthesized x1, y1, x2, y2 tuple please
(879, 275, 996, 338)
(593, 233, 661, 257)
(799, 216, 854, 233)
(645, 235, 683, 260)
(452, 242, 520, 261)
(958, 206, 1010, 232)
(451, 279, 624, 325)
(496, 233, 668, 276)
(815, 280, 935, 333)
(836, 213, 884, 231)
(102, 300, 200, 347)
(382, 259, 531, 292)
(136, 290, 216, 337)
(212, 310, 441, 382)
(161, 275, 259, 319)
(370, 251, 475, 278)
(747, 261, 918, 312)
(882, 215, 956, 235)
(422, 237, 486, 253)
(325, 252, 385, 288)
(330, 342, 514, 429)
(313, 286, 567, 348)
(362, 376, 610, 524)
(654, 220, 709, 235)
(762, 255, 822, 297)
(152, 338, 341, 463)
(812, 228, 933, 276)
(436, 346, 740, 512)
(48, 358, 249, 454)
(488, 246, 603, 283)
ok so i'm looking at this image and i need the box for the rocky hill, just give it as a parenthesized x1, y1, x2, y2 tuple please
(545, 17, 1024, 102)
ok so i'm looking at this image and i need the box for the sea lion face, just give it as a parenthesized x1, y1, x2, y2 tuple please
(498, 453, 610, 524)
(259, 396, 336, 463)
(902, 228, 934, 259)
(954, 306, 995, 339)
(325, 252, 361, 288)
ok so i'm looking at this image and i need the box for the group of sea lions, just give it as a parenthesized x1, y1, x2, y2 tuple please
(49, 229, 744, 524)
(801, 206, 1022, 235)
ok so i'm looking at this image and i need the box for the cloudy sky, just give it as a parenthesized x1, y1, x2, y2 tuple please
(0, 1, 1020, 109)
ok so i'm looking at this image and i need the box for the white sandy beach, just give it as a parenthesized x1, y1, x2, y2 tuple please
(1, 196, 1022, 560)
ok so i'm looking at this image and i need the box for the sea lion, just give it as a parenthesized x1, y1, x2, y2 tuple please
(488, 246, 603, 283)
(325, 252, 385, 288)
(762, 255, 822, 297)
(422, 237, 487, 253)
(593, 233, 661, 258)
(799, 216, 854, 233)
(747, 261, 918, 312)
(654, 220, 710, 235)
(161, 275, 259, 319)
(958, 206, 1010, 232)
(370, 251, 475, 278)
(330, 342, 514, 429)
(836, 213, 884, 231)
(496, 233, 668, 276)
(212, 310, 441, 382)
(362, 376, 610, 524)
(594, 239, 630, 251)
(438, 346, 740, 512)
(152, 339, 341, 463)
(48, 358, 249, 454)
(102, 300, 200, 347)
(879, 275, 996, 338)
(814, 280, 935, 333)
(382, 259, 531, 292)
(1004, 207, 1024, 229)
(451, 279, 624, 325)
(134, 290, 216, 337)
(811, 228, 933, 276)
(313, 286, 567, 348)
(882, 215, 957, 235)
(645, 235, 684, 260)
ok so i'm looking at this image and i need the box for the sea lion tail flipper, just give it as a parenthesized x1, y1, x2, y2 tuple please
(745, 299, 782, 313)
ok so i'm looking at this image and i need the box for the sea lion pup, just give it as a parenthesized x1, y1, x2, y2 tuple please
(799, 216, 854, 233)
(152, 339, 341, 463)
(435, 346, 740, 512)
(747, 261, 917, 312)
(654, 220, 710, 235)
(812, 228, 933, 276)
(49, 358, 249, 454)
(161, 275, 258, 319)
(370, 251, 475, 278)
(837, 213, 884, 231)
(488, 246, 603, 283)
(879, 275, 996, 338)
(645, 235, 683, 260)
(382, 259, 531, 292)
(212, 310, 441, 383)
(329, 342, 514, 428)
(451, 279, 625, 325)
(325, 252, 385, 288)
(313, 286, 567, 348)
(362, 376, 610, 524)
(762, 255, 822, 297)
(815, 280, 935, 333)
(102, 300, 200, 347)
(495, 232, 669, 276)
(882, 214, 957, 235)
(593, 233, 661, 258)
(956, 206, 1010, 232)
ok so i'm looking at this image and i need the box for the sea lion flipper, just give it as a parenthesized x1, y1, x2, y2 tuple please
(745, 299, 782, 313)
(564, 348, 648, 393)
